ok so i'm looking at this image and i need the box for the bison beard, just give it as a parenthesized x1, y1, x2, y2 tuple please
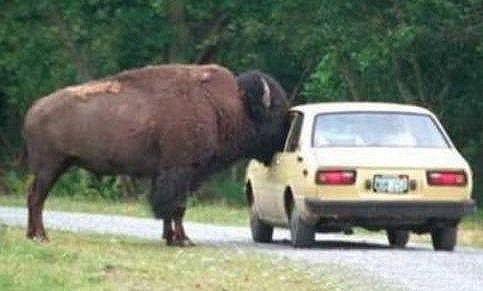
(23, 64, 288, 246)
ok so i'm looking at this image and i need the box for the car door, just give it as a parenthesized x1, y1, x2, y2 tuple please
(262, 112, 304, 224)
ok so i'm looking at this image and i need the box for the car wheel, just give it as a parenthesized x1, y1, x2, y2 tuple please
(386, 229, 410, 248)
(431, 226, 457, 251)
(289, 207, 315, 248)
(249, 206, 273, 243)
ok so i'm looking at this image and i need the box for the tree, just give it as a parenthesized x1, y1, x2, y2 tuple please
(0, 0, 481, 203)
(303, 0, 483, 202)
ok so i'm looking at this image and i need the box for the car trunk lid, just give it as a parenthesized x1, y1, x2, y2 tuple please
(311, 147, 470, 200)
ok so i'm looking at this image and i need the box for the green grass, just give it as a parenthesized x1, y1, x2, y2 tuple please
(358, 210, 483, 248)
(455, 209, 483, 247)
(0, 194, 249, 226)
(0, 227, 334, 291)
(185, 200, 248, 226)
(395, 210, 483, 247)
(461, 208, 483, 229)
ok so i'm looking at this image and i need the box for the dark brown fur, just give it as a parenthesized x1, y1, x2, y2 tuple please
(23, 64, 288, 245)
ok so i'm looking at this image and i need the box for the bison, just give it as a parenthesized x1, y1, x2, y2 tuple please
(23, 64, 288, 246)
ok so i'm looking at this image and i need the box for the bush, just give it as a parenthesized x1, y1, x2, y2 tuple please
(195, 178, 245, 207)
(1, 165, 247, 205)
(2, 170, 32, 196)
(1, 168, 130, 201)
(52, 168, 125, 200)
(191, 163, 247, 207)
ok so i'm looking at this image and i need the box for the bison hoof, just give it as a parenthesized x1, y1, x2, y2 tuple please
(27, 233, 49, 243)
(167, 238, 195, 247)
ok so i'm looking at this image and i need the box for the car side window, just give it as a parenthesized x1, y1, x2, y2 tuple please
(284, 112, 304, 152)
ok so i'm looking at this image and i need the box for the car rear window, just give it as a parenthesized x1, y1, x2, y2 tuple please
(312, 112, 450, 148)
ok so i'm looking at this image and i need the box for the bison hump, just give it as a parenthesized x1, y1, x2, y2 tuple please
(115, 64, 232, 85)
(64, 80, 122, 101)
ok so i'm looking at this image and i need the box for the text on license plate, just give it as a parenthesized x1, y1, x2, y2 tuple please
(373, 175, 409, 193)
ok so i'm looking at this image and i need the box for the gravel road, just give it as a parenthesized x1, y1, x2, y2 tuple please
(1, 206, 482, 291)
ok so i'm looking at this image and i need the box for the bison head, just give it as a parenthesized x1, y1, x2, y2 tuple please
(237, 71, 289, 164)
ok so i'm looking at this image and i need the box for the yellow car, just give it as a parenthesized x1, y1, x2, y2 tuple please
(245, 102, 475, 251)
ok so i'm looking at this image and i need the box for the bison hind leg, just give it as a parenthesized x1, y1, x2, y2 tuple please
(149, 168, 189, 219)
(27, 156, 71, 240)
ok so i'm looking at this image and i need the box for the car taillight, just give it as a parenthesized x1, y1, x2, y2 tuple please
(427, 170, 467, 186)
(316, 170, 356, 185)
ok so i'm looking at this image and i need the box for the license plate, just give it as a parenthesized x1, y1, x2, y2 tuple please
(373, 175, 409, 194)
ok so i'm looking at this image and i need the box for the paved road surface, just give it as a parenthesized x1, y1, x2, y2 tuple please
(1, 206, 482, 291)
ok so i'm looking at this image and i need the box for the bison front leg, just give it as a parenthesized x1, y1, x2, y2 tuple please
(150, 168, 193, 247)
(172, 206, 195, 246)
(162, 218, 174, 245)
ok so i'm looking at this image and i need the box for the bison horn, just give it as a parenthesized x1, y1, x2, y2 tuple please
(261, 77, 271, 109)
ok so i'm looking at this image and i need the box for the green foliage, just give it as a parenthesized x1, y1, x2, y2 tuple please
(52, 168, 125, 200)
(0, 0, 482, 204)
(197, 177, 246, 206)
(1, 165, 246, 205)
(3, 168, 126, 201)
(2, 170, 31, 196)
(303, 0, 483, 203)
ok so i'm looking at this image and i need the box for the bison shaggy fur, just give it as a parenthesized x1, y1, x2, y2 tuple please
(24, 64, 288, 245)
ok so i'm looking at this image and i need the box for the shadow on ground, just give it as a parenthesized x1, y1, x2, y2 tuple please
(201, 237, 428, 252)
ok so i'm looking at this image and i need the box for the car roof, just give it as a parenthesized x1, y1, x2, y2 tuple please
(290, 102, 433, 116)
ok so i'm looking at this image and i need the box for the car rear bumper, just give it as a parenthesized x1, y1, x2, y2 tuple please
(304, 199, 476, 219)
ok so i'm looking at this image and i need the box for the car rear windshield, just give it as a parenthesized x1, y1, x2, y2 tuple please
(312, 112, 450, 148)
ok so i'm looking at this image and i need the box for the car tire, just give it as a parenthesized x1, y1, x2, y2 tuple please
(431, 226, 457, 251)
(386, 229, 410, 248)
(249, 206, 273, 243)
(289, 207, 315, 248)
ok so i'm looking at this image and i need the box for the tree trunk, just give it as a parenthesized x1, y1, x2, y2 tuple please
(50, 6, 91, 82)
(195, 14, 230, 64)
(168, 0, 190, 62)
(409, 54, 426, 103)
(289, 58, 318, 105)
(340, 58, 360, 101)
(392, 56, 414, 102)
